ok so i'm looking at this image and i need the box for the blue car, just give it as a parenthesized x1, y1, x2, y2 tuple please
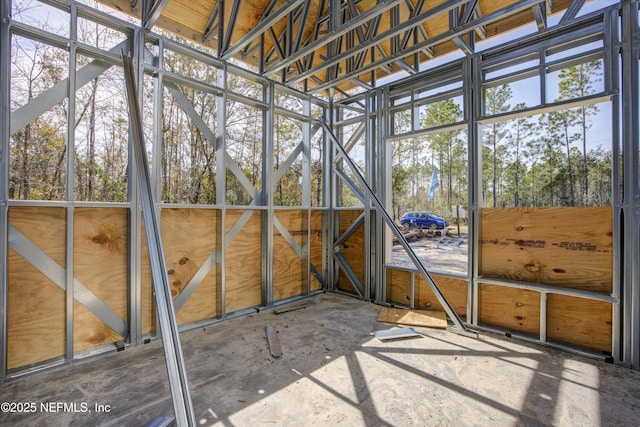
(400, 211, 448, 229)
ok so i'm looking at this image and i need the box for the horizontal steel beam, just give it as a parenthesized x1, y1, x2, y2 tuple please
(309, 0, 546, 93)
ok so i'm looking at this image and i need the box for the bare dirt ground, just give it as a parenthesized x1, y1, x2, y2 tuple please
(391, 226, 468, 275)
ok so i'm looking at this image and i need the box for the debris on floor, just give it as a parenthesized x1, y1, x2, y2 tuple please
(265, 324, 282, 358)
(436, 237, 465, 250)
(273, 299, 315, 314)
(374, 327, 423, 342)
(377, 307, 447, 329)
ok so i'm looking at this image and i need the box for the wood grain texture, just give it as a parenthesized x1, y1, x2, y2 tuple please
(480, 207, 612, 292)
(416, 274, 467, 317)
(225, 209, 262, 312)
(386, 268, 412, 306)
(273, 210, 306, 301)
(310, 210, 324, 291)
(73, 208, 128, 352)
(385, 267, 467, 316)
(547, 295, 612, 352)
(7, 207, 66, 369)
(377, 307, 447, 329)
(337, 210, 365, 294)
(479, 284, 540, 335)
(161, 208, 218, 325)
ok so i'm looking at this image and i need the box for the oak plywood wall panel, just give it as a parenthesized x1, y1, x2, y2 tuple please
(273, 210, 306, 301)
(161, 208, 218, 325)
(225, 210, 262, 312)
(385, 267, 467, 316)
(73, 208, 128, 352)
(480, 207, 612, 292)
(337, 210, 365, 295)
(7, 207, 66, 370)
(416, 275, 467, 316)
(479, 284, 540, 335)
(547, 295, 612, 352)
(310, 210, 324, 291)
(386, 268, 412, 306)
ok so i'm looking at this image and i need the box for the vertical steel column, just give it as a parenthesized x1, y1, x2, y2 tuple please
(151, 38, 164, 202)
(65, 1, 78, 361)
(380, 86, 392, 304)
(469, 54, 482, 326)
(321, 103, 331, 291)
(364, 94, 372, 300)
(216, 64, 227, 319)
(0, 0, 11, 381)
(621, 0, 640, 370)
(327, 89, 337, 292)
(128, 24, 148, 346)
(122, 53, 195, 425)
(302, 96, 311, 295)
(264, 80, 274, 307)
(375, 88, 388, 304)
(607, 6, 622, 364)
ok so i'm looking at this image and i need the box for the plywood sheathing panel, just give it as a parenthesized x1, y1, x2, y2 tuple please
(480, 207, 612, 293)
(386, 268, 412, 306)
(416, 274, 467, 316)
(161, 208, 218, 324)
(385, 267, 467, 316)
(273, 210, 306, 301)
(7, 207, 66, 369)
(225, 209, 262, 312)
(337, 210, 365, 294)
(479, 283, 540, 335)
(310, 210, 324, 291)
(547, 294, 612, 352)
(74, 208, 128, 352)
(377, 307, 447, 329)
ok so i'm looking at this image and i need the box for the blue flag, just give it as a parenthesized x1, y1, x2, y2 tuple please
(427, 169, 439, 202)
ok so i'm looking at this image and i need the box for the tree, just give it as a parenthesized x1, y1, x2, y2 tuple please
(555, 60, 602, 205)
(483, 85, 512, 207)
(421, 99, 465, 212)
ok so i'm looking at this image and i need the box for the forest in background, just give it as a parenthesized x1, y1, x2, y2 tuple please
(8, 1, 324, 207)
(8, 1, 614, 224)
(391, 59, 612, 222)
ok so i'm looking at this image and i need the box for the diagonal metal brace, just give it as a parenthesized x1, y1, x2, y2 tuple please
(122, 51, 195, 425)
(321, 120, 477, 338)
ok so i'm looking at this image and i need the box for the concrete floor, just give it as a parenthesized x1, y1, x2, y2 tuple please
(1, 292, 639, 426)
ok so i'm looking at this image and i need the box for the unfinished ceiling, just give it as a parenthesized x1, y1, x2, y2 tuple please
(98, 0, 576, 94)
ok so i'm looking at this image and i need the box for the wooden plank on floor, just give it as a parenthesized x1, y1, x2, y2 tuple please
(377, 307, 447, 329)
(265, 324, 282, 358)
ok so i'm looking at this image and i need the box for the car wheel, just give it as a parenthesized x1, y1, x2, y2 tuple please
(429, 223, 437, 230)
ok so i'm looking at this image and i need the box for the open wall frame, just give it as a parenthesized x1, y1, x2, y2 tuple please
(1, 0, 639, 380)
